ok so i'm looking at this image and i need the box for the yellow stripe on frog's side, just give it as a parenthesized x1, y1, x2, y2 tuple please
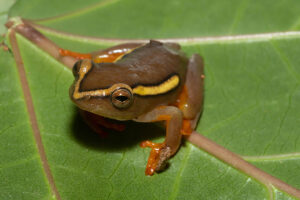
(72, 59, 180, 99)
(132, 75, 180, 96)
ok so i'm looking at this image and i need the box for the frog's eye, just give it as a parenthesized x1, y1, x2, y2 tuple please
(111, 88, 133, 109)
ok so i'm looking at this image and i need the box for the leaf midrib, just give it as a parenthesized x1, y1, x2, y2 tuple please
(29, 20, 300, 46)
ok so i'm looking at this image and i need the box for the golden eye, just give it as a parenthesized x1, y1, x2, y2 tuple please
(111, 88, 133, 109)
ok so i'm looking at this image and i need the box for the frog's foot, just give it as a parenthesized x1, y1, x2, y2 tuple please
(140, 140, 172, 175)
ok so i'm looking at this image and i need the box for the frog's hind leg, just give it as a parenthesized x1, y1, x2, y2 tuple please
(6, 18, 143, 67)
(60, 43, 143, 63)
(178, 54, 204, 134)
(91, 43, 143, 63)
(59, 49, 92, 60)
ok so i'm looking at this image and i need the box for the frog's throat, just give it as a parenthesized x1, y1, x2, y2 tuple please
(72, 60, 180, 100)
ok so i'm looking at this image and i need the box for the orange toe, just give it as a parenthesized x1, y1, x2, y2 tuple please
(140, 141, 165, 175)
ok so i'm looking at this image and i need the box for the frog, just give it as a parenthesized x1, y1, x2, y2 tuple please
(6, 19, 204, 175)
(67, 40, 204, 175)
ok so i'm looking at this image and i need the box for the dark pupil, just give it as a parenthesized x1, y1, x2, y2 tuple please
(116, 95, 128, 102)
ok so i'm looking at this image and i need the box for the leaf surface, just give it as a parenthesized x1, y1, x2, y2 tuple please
(1, 0, 300, 199)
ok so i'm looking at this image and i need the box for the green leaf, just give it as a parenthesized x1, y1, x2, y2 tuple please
(1, 0, 300, 199)
(0, 0, 15, 35)
(0, 44, 53, 199)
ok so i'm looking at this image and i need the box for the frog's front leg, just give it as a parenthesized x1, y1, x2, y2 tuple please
(134, 106, 183, 175)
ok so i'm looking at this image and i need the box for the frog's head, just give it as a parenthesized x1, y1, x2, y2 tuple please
(69, 59, 135, 120)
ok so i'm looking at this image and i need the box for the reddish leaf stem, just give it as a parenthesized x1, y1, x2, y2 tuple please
(186, 132, 300, 198)
(8, 28, 62, 200)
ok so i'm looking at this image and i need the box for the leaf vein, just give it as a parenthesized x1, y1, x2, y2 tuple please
(262, 84, 298, 155)
(205, 103, 257, 134)
(108, 152, 125, 179)
(271, 41, 300, 83)
(32, 0, 120, 24)
(0, 155, 39, 170)
(228, 0, 249, 34)
(168, 145, 191, 200)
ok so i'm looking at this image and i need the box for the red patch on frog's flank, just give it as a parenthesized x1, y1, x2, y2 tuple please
(80, 110, 126, 138)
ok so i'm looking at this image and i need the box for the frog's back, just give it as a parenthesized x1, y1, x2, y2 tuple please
(81, 40, 188, 94)
(116, 40, 188, 87)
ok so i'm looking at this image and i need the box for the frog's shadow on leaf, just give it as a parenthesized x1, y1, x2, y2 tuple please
(70, 112, 165, 152)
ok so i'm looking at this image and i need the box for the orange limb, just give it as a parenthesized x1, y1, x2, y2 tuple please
(93, 52, 125, 63)
(59, 48, 92, 60)
(59, 48, 127, 63)
(140, 114, 171, 175)
(59, 43, 142, 63)
(92, 44, 141, 63)
(140, 141, 166, 175)
(156, 114, 171, 122)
